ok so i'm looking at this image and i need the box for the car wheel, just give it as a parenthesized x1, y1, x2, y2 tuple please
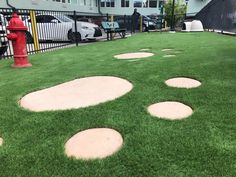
(25, 31, 34, 43)
(68, 29, 81, 43)
(142, 25, 147, 32)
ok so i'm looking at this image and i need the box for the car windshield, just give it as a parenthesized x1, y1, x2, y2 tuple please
(143, 16, 151, 20)
(55, 15, 73, 22)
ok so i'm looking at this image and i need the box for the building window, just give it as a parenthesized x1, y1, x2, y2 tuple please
(52, 0, 71, 3)
(149, 0, 157, 8)
(142, 0, 148, 8)
(121, 0, 129, 7)
(101, 0, 114, 7)
(107, 0, 114, 7)
(101, 0, 105, 7)
(133, 0, 142, 7)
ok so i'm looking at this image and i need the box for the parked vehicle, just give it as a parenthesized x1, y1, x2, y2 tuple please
(115, 15, 157, 31)
(23, 14, 102, 43)
(0, 14, 8, 56)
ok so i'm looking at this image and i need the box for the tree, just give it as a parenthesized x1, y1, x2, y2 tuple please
(164, 0, 186, 27)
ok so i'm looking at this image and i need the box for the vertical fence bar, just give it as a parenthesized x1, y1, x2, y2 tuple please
(124, 15, 126, 30)
(110, 15, 113, 40)
(170, 0, 175, 31)
(30, 10, 40, 52)
(139, 15, 142, 32)
(106, 13, 109, 40)
(73, 10, 78, 46)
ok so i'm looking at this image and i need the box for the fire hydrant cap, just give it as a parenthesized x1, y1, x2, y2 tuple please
(7, 13, 27, 31)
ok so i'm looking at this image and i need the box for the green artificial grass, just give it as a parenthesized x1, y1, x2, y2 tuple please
(0, 32, 236, 177)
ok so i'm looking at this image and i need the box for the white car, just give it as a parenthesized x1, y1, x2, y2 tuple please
(0, 14, 8, 56)
(24, 14, 102, 43)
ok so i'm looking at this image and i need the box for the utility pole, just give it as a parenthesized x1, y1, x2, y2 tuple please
(170, 0, 175, 31)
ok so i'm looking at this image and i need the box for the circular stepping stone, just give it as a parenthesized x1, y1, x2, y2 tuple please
(163, 54, 176, 58)
(114, 52, 154, 59)
(65, 128, 123, 160)
(165, 77, 201, 89)
(139, 48, 150, 51)
(20, 76, 133, 112)
(0, 137, 3, 146)
(161, 49, 173, 52)
(148, 101, 193, 120)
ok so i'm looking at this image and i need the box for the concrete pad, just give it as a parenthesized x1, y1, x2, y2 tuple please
(0, 137, 3, 146)
(165, 77, 201, 89)
(161, 49, 173, 52)
(163, 55, 176, 58)
(20, 76, 133, 112)
(114, 52, 154, 60)
(148, 101, 193, 120)
(65, 128, 123, 160)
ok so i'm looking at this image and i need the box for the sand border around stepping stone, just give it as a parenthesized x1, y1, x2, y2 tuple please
(147, 101, 193, 120)
(165, 77, 201, 89)
(20, 76, 133, 112)
(114, 52, 154, 60)
(64, 128, 123, 160)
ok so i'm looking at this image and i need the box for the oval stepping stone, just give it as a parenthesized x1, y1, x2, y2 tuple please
(139, 48, 150, 51)
(65, 128, 123, 160)
(165, 77, 201, 89)
(114, 52, 154, 59)
(20, 76, 133, 112)
(161, 49, 173, 52)
(163, 54, 176, 58)
(0, 137, 3, 146)
(148, 101, 193, 120)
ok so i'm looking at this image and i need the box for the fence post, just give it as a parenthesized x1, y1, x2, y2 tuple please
(110, 15, 114, 40)
(124, 15, 126, 30)
(221, 0, 225, 34)
(106, 13, 109, 40)
(29, 10, 40, 52)
(73, 10, 79, 46)
(140, 15, 142, 32)
(170, 0, 175, 31)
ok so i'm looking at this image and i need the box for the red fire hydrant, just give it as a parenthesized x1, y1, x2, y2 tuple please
(7, 12, 32, 68)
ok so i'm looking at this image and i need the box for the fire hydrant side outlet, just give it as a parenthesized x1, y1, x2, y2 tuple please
(7, 12, 32, 68)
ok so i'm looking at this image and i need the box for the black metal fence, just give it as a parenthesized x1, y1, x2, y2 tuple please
(195, 0, 236, 34)
(0, 8, 166, 59)
(1, 2, 236, 59)
(0, 8, 105, 59)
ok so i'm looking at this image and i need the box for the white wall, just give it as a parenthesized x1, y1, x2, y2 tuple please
(100, 0, 161, 16)
(0, 0, 99, 14)
(187, 0, 211, 15)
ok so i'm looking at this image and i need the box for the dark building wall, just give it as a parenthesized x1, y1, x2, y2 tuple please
(196, 0, 236, 32)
